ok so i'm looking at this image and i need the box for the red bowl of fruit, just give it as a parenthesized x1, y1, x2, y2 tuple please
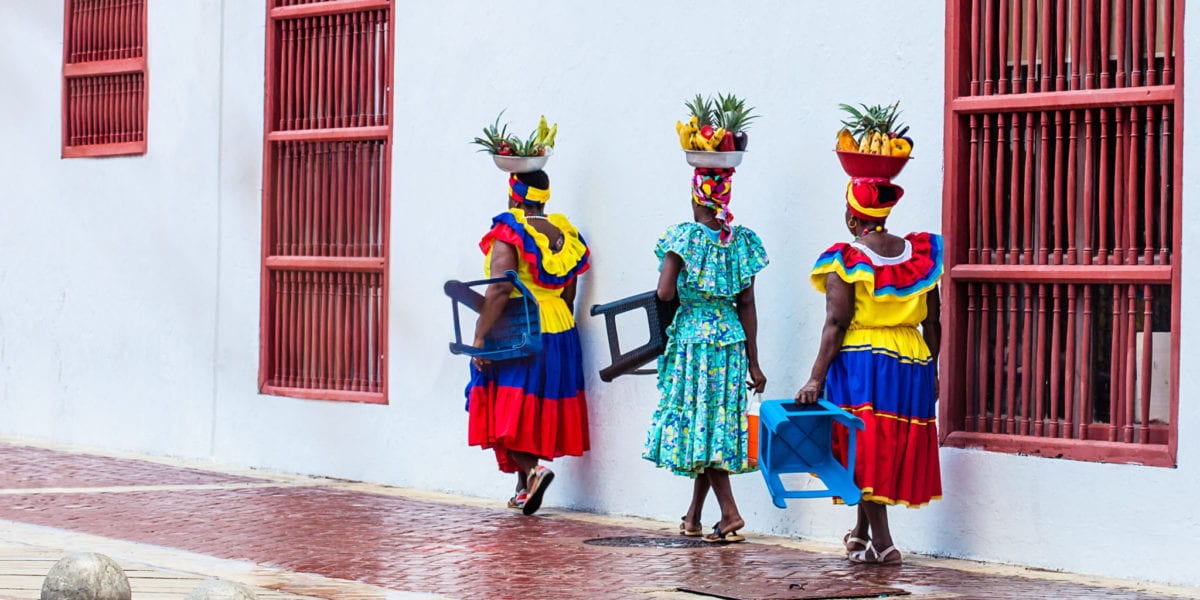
(835, 150, 912, 179)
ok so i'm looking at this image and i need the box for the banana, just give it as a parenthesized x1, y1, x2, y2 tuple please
(537, 116, 550, 144)
(880, 132, 892, 156)
(858, 131, 870, 153)
(869, 131, 883, 154)
(677, 121, 691, 149)
(544, 123, 557, 148)
(710, 127, 726, 149)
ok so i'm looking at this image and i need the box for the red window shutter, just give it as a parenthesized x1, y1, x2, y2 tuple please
(260, 0, 394, 404)
(942, 0, 1181, 466)
(62, 0, 148, 158)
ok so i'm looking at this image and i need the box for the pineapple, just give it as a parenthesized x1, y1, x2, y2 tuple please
(471, 111, 547, 156)
(714, 93, 759, 151)
(472, 111, 514, 155)
(685, 94, 716, 127)
(838, 101, 909, 141)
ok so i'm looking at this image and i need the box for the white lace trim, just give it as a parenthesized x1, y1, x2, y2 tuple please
(850, 240, 912, 266)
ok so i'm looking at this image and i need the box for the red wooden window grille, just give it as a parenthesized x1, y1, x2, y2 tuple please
(260, 0, 394, 404)
(942, 0, 1182, 466)
(61, 0, 148, 158)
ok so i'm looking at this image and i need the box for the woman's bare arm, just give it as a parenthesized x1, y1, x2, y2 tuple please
(795, 273, 855, 404)
(737, 278, 767, 394)
(921, 285, 941, 363)
(473, 241, 517, 349)
(657, 252, 682, 302)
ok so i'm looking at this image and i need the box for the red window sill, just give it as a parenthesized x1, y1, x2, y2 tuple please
(260, 384, 387, 405)
(942, 431, 1176, 467)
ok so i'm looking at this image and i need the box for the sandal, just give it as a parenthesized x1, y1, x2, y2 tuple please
(679, 517, 703, 537)
(848, 542, 902, 565)
(507, 490, 528, 509)
(522, 466, 554, 516)
(843, 529, 869, 553)
(702, 520, 746, 544)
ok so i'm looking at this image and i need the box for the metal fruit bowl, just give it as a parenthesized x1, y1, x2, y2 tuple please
(684, 150, 745, 169)
(834, 150, 912, 179)
(492, 150, 551, 173)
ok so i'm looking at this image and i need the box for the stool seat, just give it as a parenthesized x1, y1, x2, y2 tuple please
(758, 399, 864, 507)
(589, 291, 678, 382)
(444, 270, 541, 363)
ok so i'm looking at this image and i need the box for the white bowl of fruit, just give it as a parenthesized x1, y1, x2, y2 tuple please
(473, 112, 557, 174)
(676, 93, 757, 168)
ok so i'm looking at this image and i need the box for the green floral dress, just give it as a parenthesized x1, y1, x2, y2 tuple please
(642, 222, 769, 477)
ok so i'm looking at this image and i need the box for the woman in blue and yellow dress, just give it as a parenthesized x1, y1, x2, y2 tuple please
(467, 169, 590, 516)
(796, 177, 943, 565)
(643, 167, 769, 543)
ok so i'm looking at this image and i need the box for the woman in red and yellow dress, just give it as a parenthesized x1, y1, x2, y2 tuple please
(467, 169, 590, 516)
(796, 177, 943, 565)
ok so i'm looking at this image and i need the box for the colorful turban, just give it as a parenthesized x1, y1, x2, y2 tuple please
(692, 167, 735, 243)
(846, 177, 904, 221)
(510, 173, 550, 204)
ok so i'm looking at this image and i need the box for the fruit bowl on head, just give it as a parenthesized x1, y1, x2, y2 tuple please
(835, 150, 911, 179)
(684, 150, 744, 169)
(493, 150, 551, 174)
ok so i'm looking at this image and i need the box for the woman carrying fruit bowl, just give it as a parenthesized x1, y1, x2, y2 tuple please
(796, 110, 942, 564)
(466, 116, 590, 516)
(642, 163, 769, 544)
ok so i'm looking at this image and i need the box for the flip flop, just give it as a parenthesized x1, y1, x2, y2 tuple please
(507, 491, 528, 509)
(679, 517, 703, 537)
(522, 466, 554, 516)
(703, 521, 746, 543)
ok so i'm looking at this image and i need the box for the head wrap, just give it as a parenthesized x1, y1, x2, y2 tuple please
(510, 173, 550, 204)
(845, 177, 904, 221)
(692, 167, 735, 243)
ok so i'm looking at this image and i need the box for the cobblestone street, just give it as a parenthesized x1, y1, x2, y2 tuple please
(0, 440, 1192, 600)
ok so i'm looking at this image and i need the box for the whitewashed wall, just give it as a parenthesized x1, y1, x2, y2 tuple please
(0, 0, 1193, 586)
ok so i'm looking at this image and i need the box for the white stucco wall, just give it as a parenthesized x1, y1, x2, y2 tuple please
(0, 0, 1193, 586)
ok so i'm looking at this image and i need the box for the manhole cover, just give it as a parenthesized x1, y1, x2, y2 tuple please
(680, 580, 909, 599)
(583, 535, 711, 548)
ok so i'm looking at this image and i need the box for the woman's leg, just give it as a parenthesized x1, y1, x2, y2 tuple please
(850, 500, 901, 563)
(705, 469, 745, 535)
(862, 501, 893, 550)
(682, 472, 710, 533)
(844, 503, 870, 552)
(508, 451, 538, 490)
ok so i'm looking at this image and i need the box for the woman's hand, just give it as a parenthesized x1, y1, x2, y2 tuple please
(746, 365, 767, 394)
(471, 338, 492, 369)
(795, 377, 824, 405)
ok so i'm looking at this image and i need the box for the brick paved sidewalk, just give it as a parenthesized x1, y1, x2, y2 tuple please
(0, 439, 1192, 600)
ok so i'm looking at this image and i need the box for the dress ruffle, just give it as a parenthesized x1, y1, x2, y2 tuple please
(480, 209, 590, 289)
(811, 232, 943, 301)
(656, 223, 768, 298)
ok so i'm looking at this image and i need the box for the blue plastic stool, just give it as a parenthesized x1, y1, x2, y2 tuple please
(444, 270, 542, 362)
(758, 398, 865, 507)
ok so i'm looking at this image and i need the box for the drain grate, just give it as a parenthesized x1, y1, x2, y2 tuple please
(583, 535, 711, 548)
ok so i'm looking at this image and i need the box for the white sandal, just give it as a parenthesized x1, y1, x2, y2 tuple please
(843, 529, 869, 553)
(848, 542, 902, 565)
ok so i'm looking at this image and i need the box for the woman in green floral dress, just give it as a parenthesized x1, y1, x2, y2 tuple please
(643, 167, 769, 543)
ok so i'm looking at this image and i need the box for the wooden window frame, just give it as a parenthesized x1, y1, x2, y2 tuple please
(61, 0, 148, 158)
(940, 0, 1182, 467)
(259, 0, 395, 404)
